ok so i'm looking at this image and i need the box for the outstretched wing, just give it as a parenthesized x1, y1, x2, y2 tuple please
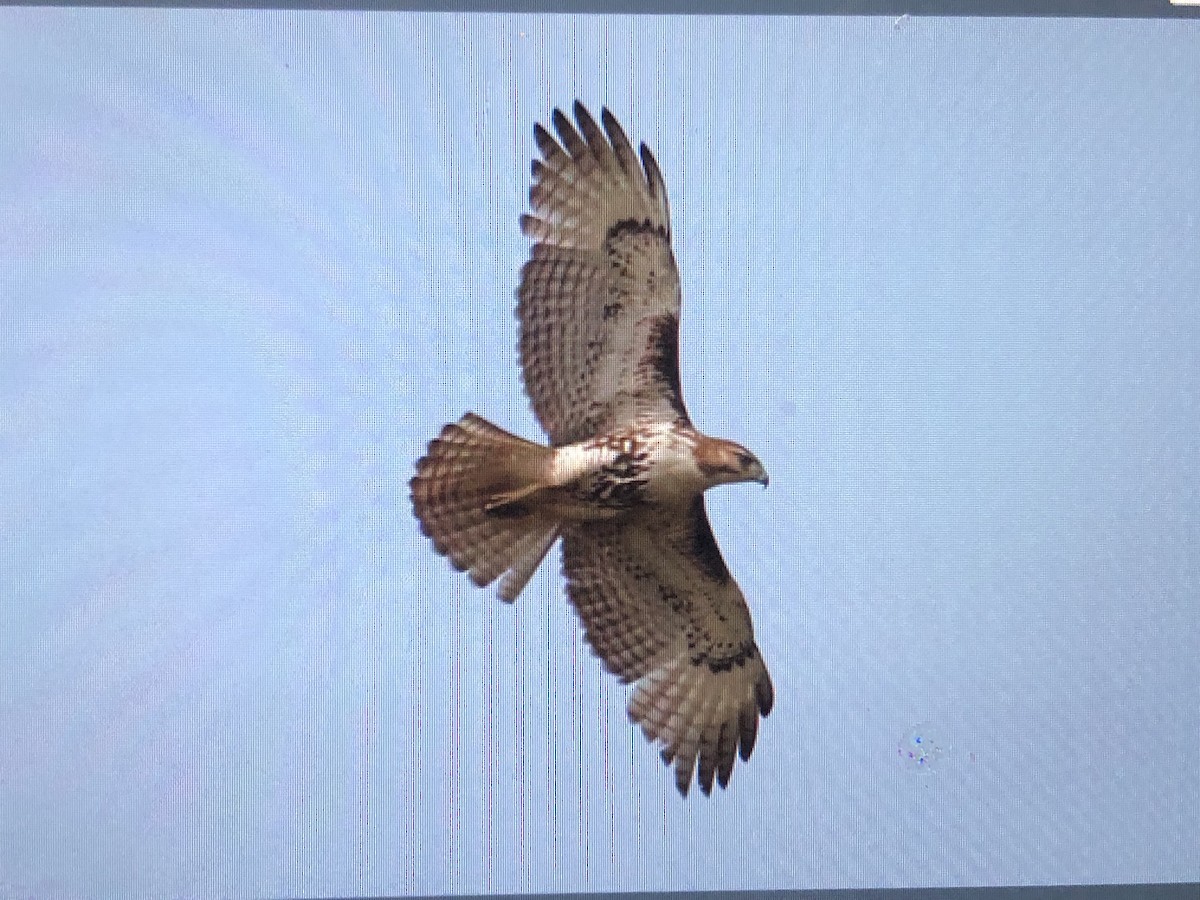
(561, 498, 774, 796)
(518, 102, 688, 447)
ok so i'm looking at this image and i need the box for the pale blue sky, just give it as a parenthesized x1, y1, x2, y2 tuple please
(1, 11, 1198, 899)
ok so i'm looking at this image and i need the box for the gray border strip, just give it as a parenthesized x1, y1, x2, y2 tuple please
(432, 890, 1200, 899)
(3, 0, 1200, 16)
(294, 886, 1200, 900)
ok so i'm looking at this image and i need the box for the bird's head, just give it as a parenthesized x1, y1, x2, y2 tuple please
(694, 437, 769, 488)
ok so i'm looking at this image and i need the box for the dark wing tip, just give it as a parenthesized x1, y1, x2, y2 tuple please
(716, 721, 737, 789)
(551, 107, 586, 158)
(533, 122, 562, 161)
(600, 106, 623, 139)
(640, 142, 660, 185)
(600, 106, 637, 173)
(738, 704, 760, 762)
(573, 102, 607, 154)
(675, 764, 692, 797)
(640, 141, 671, 227)
(757, 670, 776, 717)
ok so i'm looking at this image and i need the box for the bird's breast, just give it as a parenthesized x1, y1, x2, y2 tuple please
(550, 424, 705, 513)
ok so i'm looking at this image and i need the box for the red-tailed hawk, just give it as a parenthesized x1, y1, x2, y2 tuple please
(411, 102, 773, 796)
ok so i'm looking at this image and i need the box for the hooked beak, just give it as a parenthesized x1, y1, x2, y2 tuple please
(752, 462, 769, 488)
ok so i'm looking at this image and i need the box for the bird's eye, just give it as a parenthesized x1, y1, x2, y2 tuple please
(737, 452, 753, 468)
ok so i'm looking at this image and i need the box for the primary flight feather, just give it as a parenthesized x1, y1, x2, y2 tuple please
(411, 102, 773, 796)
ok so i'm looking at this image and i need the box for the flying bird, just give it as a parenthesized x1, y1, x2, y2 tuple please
(411, 102, 773, 796)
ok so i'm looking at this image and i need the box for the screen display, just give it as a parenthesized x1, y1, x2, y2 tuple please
(2, 9, 1197, 897)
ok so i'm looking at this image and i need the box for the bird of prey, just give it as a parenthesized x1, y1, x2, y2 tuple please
(411, 102, 773, 796)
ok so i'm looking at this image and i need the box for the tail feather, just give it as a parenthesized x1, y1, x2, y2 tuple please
(411, 413, 560, 602)
(498, 523, 561, 601)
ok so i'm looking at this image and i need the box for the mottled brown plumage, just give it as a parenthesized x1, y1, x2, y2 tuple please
(411, 102, 772, 796)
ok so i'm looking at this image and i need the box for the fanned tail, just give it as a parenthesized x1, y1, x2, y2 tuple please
(410, 413, 560, 602)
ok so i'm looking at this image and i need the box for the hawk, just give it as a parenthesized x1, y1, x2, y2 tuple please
(411, 102, 773, 796)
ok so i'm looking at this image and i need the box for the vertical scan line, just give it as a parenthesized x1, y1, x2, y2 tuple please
(574, 626, 588, 884)
(604, 677, 616, 872)
(484, 596, 495, 891)
(450, 594, 462, 888)
(547, 581, 557, 867)
(515, 599, 528, 891)
(359, 680, 372, 891)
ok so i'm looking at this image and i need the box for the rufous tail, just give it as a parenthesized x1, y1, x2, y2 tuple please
(410, 413, 560, 602)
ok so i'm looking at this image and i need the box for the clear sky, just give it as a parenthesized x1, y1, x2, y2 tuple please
(1, 10, 1198, 899)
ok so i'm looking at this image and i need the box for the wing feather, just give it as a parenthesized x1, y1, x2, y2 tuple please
(601, 107, 641, 178)
(533, 123, 570, 172)
(575, 105, 620, 175)
(561, 501, 773, 796)
(640, 142, 670, 215)
(519, 102, 686, 445)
